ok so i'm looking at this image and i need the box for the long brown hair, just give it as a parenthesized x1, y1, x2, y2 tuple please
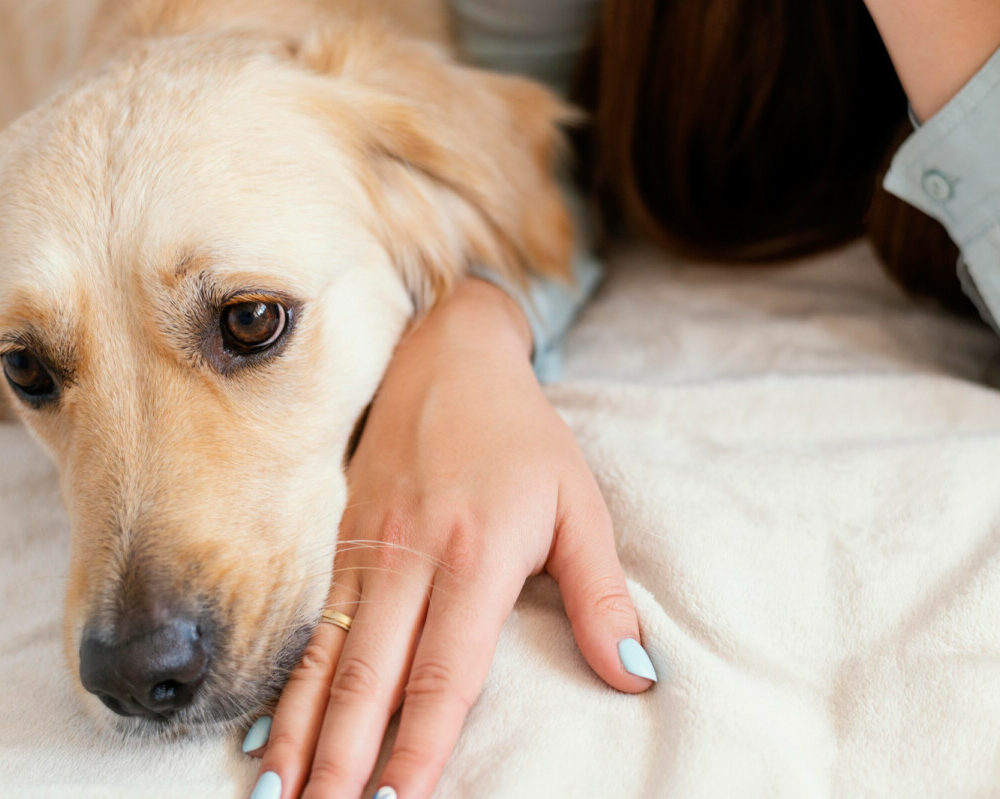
(573, 0, 971, 314)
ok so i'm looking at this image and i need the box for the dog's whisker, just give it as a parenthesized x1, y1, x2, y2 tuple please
(339, 498, 381, 511)
(332, 539, 449, 568)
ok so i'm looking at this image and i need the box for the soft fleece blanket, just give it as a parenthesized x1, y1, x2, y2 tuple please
(3, 241, 1000, 798)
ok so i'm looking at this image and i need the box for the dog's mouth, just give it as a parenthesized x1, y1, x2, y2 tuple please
(86, 619, 315, 736)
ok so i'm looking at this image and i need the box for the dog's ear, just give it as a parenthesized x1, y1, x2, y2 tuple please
(297, 23, 577, 308)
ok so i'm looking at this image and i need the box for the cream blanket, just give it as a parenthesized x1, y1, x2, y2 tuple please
(3, 241, 1000, 798)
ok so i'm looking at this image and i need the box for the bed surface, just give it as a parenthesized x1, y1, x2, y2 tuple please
(4, 240, 1000, 797)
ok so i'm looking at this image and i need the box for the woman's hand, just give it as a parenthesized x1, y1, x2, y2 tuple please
(243, 278, 656, 799)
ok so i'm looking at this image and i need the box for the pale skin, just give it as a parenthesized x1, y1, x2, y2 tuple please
(249, 3, 1000, 797)
(250, 278, 652, 799)
(862, 0, 1000, 121)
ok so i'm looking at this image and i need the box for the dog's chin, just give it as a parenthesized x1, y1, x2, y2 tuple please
(83, 620, 315, 740)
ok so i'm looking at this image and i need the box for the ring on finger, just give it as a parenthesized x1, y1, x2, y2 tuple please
(320, 609, 354, 632)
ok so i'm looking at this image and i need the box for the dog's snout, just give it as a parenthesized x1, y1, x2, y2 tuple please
(79, 616, 210, 718)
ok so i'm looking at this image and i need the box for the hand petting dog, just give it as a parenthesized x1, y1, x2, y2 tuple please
(243, 279, 656, 799)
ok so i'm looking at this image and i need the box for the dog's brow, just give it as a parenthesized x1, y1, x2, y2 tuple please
(172, 252, 210, 280)
(0, 332, 25, 351)
(0, 326, 76, 383)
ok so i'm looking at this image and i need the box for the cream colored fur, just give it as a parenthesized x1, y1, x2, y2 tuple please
(0, 0, 572, 733)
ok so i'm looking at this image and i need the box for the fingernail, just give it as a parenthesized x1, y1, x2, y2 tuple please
(618, 638, 658, 682)
(373, 787, 398, 799)
(242, 716, 272, 753)
(250, 770, 282, 799)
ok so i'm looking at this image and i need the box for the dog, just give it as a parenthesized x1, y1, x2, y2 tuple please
(0, 0, 573, 735)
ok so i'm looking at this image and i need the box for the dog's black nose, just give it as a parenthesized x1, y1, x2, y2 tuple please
(79, 616, 210, 718)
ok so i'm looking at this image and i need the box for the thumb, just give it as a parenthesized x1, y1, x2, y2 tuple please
(545, 479, 657, 692)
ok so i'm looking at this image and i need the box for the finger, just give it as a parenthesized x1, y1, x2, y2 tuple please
(245, 564, 361, 799)
(245, 559, 362, 758)
(375, 560, 521, 799)
(300, 557, 432, 799)
(546, 473, 657, 692)
(244, 597, 355, 759)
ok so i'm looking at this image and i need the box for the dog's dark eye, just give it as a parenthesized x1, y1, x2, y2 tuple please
(220, 301, 288, 354)
(2, 349, 57, 403)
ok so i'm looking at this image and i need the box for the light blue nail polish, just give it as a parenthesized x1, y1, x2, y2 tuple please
(618, 638, 658, 682)
(242, 716, 273, 753)
(373, 787, 398, 799)
(250, 770, 282, 799)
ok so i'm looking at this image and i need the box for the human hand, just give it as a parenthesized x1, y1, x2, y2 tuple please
(243, 278, 657, 799)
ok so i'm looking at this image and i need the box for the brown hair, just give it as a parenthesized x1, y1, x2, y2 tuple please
(573, 0, 971, 314)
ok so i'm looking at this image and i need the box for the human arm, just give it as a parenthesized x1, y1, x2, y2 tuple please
(245, 277, 656, 799)
(866, 2, 1000, 329)
(863, 0, 1000, 121)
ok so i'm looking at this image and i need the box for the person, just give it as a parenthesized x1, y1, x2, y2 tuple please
(243, 2, 1000, 798)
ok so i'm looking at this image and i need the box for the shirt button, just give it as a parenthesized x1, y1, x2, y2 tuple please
(922, 169, 954, 202)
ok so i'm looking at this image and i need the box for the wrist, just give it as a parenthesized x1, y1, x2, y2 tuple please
(382, 277, 536, 393)
(444, 277, 534, 357)
(405, 277, 533, 361)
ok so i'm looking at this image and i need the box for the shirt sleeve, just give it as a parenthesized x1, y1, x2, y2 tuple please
(882, 45, 1000, 333)
(449, 0, 605, 382)
(468, 183, 604, 383)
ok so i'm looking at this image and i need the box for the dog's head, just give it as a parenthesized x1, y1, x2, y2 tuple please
(0, 24, 571, 734)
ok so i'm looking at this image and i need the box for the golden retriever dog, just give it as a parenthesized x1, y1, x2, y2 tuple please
(0, 0, 572, 734)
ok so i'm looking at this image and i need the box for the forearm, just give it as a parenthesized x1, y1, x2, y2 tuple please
(864, 0, 1000, 120)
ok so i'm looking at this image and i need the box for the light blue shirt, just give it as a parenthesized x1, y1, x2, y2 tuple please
(448, 0, 601, 97)
(883, 46, 1000, 334)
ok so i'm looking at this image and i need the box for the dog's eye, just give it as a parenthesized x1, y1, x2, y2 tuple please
(2, 349, 57, 403)
(220, 301, 288, 354)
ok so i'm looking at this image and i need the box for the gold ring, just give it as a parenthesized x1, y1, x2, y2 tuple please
(320, 609, 353, 632)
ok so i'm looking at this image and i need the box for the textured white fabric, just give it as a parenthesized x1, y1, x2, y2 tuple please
(4, 240, 1000, 797)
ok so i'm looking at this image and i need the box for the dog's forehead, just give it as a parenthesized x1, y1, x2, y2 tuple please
(2, 58, 348, 228)
(0, 45, 376, 327)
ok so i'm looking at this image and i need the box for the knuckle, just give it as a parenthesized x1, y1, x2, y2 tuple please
(307, 757, 352, 786)
(389, 741, 446, 776)
(370, 543, 407, 573)
(578, 574, 634, 616)
(441, 524, 486, 577)
(291, 641, 336, 682)
(378, 502, 490, 578)
(368, 510, 416, 571)
(328, 656, 382, 705)
(379, 508, 412, 546)
(406, 659, 454, 697)
(586, 577, 634, 619)
(405, 659, 472, 711)
(259, 728, 301, 758)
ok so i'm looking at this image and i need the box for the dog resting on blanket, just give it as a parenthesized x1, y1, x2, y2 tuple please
(0, 0, 572, 733)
